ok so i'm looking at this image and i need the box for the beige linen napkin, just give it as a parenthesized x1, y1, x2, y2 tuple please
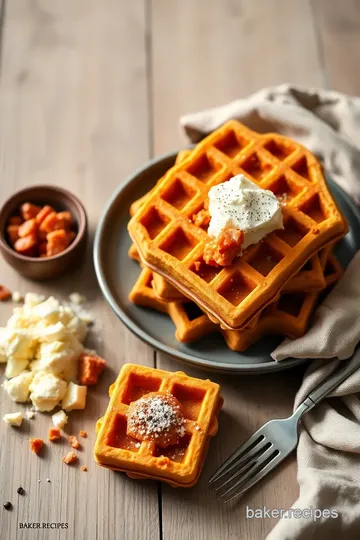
(181, 84, 360, 539)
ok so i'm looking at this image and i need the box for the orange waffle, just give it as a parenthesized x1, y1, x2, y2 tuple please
(150, 251, 326, 302)
(130, 240, 326, 300)
(128, 120, 347, 330)
(129, 149, 192, 217)
(129, 182, 326, 301)
(129, 249, 342, 348)
(128, 149, 191, 264)
(129, 268, 217, 342)
(94, 363, 222, 487)
(222, 248, 343, 351)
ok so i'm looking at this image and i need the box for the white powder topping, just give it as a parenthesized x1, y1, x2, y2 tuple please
(127, 394, 185, 442)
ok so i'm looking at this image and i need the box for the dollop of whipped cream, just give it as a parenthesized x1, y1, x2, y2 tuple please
(207, 174, 283, 250)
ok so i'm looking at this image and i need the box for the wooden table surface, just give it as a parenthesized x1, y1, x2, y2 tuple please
(0, 1, 359, 539)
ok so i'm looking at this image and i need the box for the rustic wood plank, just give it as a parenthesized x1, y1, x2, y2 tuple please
(151, 0, 325, 154)
(313, 0, 360, 94)
(0, 2, 158, 540)
(150, 1, 324, 538)
(158, 355, 304, 540)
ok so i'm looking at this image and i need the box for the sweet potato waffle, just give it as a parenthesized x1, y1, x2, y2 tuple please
(128, 120, 347, 330)
(149, 251, 326, 301)
(222, 247, 343, 351)
(129, 149, 192, 217)
(129, 247, 326, 300)
(129, 174, 327, 301)
(94, 363, 222, 487)
(128, 248, 342, 349)
(129, 267, 217, 342)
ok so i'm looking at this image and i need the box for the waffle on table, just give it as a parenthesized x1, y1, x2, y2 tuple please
(128, 120, 347, 330)
(94, 363, 223, 487)
(128, 246, 342, 348)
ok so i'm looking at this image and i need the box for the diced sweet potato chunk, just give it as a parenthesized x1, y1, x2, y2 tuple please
(48, 427, 61, 441)
(46, 229, 69, 256)
(35, 205, 54, 225)
(62, 451, 77, 465)
(8, 202, 76, 259)
(78, 353, 106, 385)
(68, 435, 80, 449)
(7, 225, 20, 245)
(29, 438, 44, 454)
(14, 235, 37, 255)
(18, 218, 37, 238)
(20, 203, 41, 221)
(39, 211, 58, 234)
(55, 211, 73, 230)
(0, 285, 11, 301)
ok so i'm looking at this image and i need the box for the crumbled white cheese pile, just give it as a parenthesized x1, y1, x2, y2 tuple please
(0, 293, 94, 412)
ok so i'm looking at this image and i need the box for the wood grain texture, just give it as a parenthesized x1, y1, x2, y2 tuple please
(150, 1, 323, 538)
(150, 0, 325, 153)
(0, 1, 158, 540)
(1, 0, 358, 539)
(313, 0, 360, 95)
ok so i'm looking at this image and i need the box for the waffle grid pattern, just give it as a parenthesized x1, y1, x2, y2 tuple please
(128, 120, 347, 329)
(222, 247, 343, 351)
(94, 364, 222, 487)
(129, 247, 342, 348)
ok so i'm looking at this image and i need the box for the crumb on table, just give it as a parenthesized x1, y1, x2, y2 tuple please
(81, 466, 87, 472)
(29, 438, 44, 455)
(79, 430, 87, 438)
(68, 435, 80, 449)
(62, 451, 78, 465)
(0, 285, 11, 301)
(77, 353, 106, 385)
(48, 427, 61, 441)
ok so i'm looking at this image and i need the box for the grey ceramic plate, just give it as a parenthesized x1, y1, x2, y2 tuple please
(94, 151, 360, 374)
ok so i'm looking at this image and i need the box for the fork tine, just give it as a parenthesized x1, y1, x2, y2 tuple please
(209, 432, 266, 484)
(214, 441, 272, 490)
(214, 459, 257, 492)
(224, 454, 283, 503)
(222, 449, 281, 502)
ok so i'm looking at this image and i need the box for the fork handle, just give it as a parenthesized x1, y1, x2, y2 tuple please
(301, 349, 360, 412)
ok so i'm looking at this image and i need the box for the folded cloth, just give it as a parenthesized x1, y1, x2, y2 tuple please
(181, 84, 360, 204)
(181, 84, 360, 540)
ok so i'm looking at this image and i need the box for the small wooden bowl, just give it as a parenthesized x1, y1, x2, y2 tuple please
(0, 185, 87, 280)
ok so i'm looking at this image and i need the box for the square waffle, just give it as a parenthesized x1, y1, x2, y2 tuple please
(222, 247, 343, 351)
(128, 149, 326, 300)
(129, 149, 192, 217)
(129, 191, 326, 301)
(149, 252, 326, 301)
(129, 268, 217, 342)
(94, 364, 222, 487)
(128, 120, 347, 330)
(129, 248, 342, 349)
(129, 243, 326, 300)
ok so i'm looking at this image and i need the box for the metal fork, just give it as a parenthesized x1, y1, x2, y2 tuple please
(209, 351, 360, 502)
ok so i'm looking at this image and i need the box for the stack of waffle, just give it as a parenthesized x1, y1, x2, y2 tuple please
(127, 121, 347, 351)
